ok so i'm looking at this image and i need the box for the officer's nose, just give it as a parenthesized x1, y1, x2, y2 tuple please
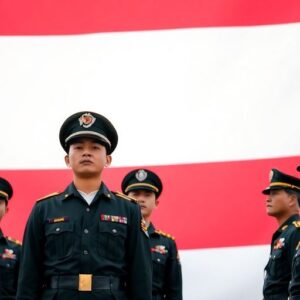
(82, 150, 91, 156)
(137, 198, 145, 204)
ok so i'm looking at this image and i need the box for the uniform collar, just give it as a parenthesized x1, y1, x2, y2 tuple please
(62, 182, 113, 201)
(279, 214, 300, 232)
(148, 222, 159, 237)
(0, 228, 7, 243)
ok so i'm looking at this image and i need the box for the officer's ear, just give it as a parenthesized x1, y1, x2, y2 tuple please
(64, 155, 71, 168)
(288, 193, 298, 207)
(105, 155, 112, 168)
(155, 199, 160, 207)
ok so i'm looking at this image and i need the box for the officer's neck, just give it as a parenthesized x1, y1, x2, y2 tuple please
(143, 216, 151, 227)
(276, 211, 298, 227)
(73, 176, 102, 194)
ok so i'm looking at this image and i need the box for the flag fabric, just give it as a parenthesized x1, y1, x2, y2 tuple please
(1, 1, 300, 299)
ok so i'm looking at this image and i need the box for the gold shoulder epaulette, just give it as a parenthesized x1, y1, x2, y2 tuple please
(155, 229, 175, 240)
(293, 221, 300, 228)
(114, 191, 138, 204)
(36, 192, 60, 202)
(7, 236, 22, 246)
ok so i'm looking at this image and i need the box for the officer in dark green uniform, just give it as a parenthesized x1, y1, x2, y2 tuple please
(0, 177, 21, 300)
(121, 169, 182, 300)
(262, 168, 300, 300)
(17, 112, 152, 300)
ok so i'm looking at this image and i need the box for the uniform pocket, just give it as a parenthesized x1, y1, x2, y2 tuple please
(269, 250, 286, 277)
(0, 258, 17, 287)
(98, 222, 127, 261)
(44, 222, 74, 260)
(152, 252, 167, 280)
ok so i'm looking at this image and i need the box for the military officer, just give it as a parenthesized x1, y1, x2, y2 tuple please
(17, 112, 152, 300)
(0, 177, 21, 300)
(262, 168, 300, 300)
(121, 169, 182, 300)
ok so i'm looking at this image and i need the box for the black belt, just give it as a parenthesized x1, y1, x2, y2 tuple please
(47, 275, 126, 292)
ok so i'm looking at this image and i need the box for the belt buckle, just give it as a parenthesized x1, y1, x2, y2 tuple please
(78, 274, 92, 292)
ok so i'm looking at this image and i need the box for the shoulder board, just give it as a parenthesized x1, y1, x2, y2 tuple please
(36, 192, 60, 202)
(114, 191, 138, 204)
(7, 236, 22, 246)
(155, 229, 175, 240)
(293, 221, 300, 228)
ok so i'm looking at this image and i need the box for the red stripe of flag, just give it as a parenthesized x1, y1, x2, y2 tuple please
(1, 0, 300, 35)
(1, 156, 300, 249)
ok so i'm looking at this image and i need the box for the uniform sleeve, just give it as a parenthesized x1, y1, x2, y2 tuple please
(288, 229, 300, 297)
(16, 203, 45, 300)
(127, 204, 152, 300)
(288, 229, 300, 266)
(13, 244, 22, 293)
(165, 239, 183, 300)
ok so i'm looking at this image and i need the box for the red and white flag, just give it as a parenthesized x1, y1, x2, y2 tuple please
(1, 1, 300, 299)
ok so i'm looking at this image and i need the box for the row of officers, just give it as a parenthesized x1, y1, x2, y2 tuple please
(3, 111, 300, 300)
(0, 111, 182, 300)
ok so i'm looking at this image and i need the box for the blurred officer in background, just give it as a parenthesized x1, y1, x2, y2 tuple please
(122, 168, 182, 300)
(17, 111, 152, 300)
(262, 168, 300, 300)
(0, 177, 21, 300)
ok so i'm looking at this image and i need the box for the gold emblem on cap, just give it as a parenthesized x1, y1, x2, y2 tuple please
(269, 170, 274, 182)
(79, 113, 96, 128)
(135, 169, 147, 182)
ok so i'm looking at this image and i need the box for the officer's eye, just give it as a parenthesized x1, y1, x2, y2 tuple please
(73, 145, 83, 150)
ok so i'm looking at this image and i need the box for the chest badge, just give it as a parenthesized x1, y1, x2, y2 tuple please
(100, 214, 128, 224)
(151, 245, 168, 255)
(1, 249, 16, 260)
(274, 238, 285, 250)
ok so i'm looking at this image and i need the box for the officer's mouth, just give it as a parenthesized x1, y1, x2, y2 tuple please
(80, 159, 93, 164)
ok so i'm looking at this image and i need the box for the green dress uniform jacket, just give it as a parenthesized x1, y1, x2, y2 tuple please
(0, 229, 21, 300)
(16, 182, 152, 300)
(148, 223, 182, 300)
(263, 214, 300, 300)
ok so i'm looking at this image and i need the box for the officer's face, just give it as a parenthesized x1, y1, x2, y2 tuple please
(266, 189, 294, 217)
(128, 190, 158, 219)
(0, 199, 8, 222)
(65, 138, 112, 178)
